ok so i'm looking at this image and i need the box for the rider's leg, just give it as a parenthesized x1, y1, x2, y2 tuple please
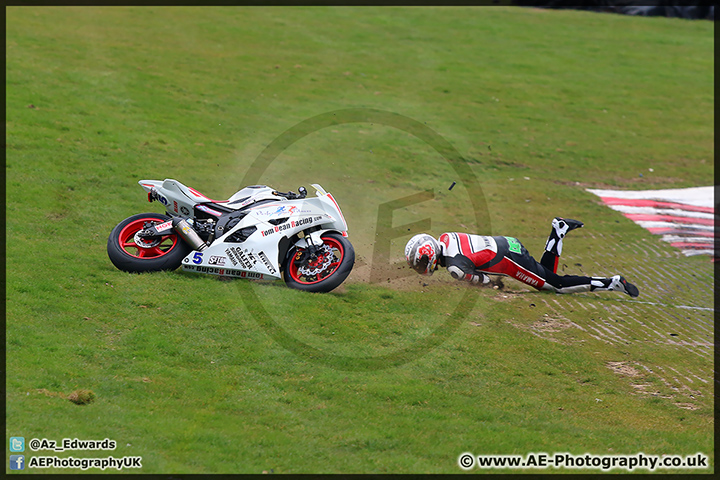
(540, 217, 584, 273)
(541, 271, 639, 297)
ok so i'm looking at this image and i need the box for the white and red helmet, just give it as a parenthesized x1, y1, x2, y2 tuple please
(405, 234, 440, 276)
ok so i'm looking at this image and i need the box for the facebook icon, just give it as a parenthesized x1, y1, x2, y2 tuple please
(10, 455, 25, 470)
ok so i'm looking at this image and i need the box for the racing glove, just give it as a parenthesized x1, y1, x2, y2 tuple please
(448, 265, 490, 285)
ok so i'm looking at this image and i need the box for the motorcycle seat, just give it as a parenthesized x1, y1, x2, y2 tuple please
(165, 179, 229, 204)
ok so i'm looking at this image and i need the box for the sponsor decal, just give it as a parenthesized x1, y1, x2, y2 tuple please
(238, 249, 257, 269)
(180, 206, 190, 215)
(418, 243, 435, 259)
(208, 255, 226, 266)
(173, 200, 179, 213)
(239, 270, 265, 279)
(183, 264, 265, 279)
(505, 237, 522, 254)
(258, 251, 277, 275)
(253, 206, 314, 217)
(154, 220, 173, 232)
(197, 205, 223, 216)
(224, 247, 258, 270)
(515, 270, 539, 287)
(225, 248, 239, 266)
(271, 205, 297, 215)
(439, 233, 450, 248)
(260, 215, 324, 237)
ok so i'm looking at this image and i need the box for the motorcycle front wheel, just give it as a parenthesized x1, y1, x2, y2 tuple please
(107, 213, 191, 273)
(284, 232, 355, 293)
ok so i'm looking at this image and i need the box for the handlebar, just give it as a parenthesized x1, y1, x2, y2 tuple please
(273, 186, 307, 200)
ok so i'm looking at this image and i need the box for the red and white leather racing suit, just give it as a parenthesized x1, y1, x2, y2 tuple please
(438, 232, 604, 294)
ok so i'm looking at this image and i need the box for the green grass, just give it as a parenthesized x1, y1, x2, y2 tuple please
(6, 6, 714, 474)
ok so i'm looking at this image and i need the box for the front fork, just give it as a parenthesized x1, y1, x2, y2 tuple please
(293, 233, 320, 267)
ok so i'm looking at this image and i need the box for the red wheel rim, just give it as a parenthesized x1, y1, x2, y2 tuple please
(118, 218, 179, 259)
(289, 237, 344, 285)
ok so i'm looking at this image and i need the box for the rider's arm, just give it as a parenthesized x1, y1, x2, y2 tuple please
(445, 255, 490, 285)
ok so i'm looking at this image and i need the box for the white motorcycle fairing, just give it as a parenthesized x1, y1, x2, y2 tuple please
(137, 179, 348, 280)
(138, 179, 281, 215)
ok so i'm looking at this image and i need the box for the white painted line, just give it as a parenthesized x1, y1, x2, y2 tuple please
(587, 186, 714, 208)
(606, 205, 715, 220)
(661, 235, 714, 243)
(682, 249, 715, 256)
(636, 221, 714, 231)
(616, 300, 715, 312)
(588, 186, 716, 257)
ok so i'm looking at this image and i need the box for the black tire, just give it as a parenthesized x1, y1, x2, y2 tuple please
(284, 232, 355, 293)
(107, 213, 191, 273)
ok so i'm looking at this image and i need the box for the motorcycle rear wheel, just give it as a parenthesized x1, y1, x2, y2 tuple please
(284, 232, 355, 293)
(107, 213, 191, 273)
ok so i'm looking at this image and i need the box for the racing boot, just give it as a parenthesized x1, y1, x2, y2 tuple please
(589, 275, 639, 297)
(544, 217, 583, 258)
(555, 217, 583, 233)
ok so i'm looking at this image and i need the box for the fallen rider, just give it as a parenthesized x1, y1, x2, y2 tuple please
(404, 218, 639, 297)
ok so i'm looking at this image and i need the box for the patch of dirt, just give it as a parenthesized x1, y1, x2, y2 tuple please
(531, 316, 573, 333)
(488, 276, 505, 290)
(347, 249, 539, 297)
(628, 383, 674, 399)
(46, 212, 68, 221)
(347, 256, 426, 291)
(348, 260, 531, 296)
(67, 389, 95, 405)
(506, 313, 581, 345)
(494, 160, 528, 169)
(491, 291, 534, 302)
(606, 361, 642, 377)
(610, 363, 708, 410)
(37, 388, 96, 405)
(37, 388, 64, 399)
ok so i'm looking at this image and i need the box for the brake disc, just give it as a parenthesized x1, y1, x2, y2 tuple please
(298, 244, 334, 276)
(133, 231, 161, 249)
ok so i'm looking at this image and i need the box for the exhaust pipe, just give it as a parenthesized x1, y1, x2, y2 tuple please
(172, 218, 207, 251)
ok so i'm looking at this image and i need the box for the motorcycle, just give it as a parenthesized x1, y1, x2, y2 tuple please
(107, 179, 355, 293)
